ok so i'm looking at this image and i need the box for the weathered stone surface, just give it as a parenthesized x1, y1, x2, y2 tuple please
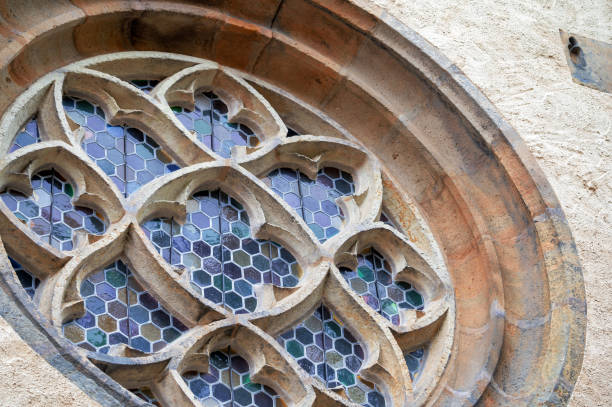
(0, 0, 604, 406)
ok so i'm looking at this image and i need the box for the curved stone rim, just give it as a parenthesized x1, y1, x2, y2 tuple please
(0, 1, 585, 406)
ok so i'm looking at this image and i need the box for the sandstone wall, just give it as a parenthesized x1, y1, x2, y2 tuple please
(367, 1, 610, 405)
(0, 0, 609, 405)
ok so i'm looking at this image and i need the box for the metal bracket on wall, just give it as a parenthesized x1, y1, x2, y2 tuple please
(560, 29, 612, 93)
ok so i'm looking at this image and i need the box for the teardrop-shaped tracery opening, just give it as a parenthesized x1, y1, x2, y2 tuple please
(8, 257, 40, 298)
(263, 167, 355, 243)
(182, 349, 284, 407)
(171, 91, 260, 158)
(1, 169, 107, 251)
(277, 303, 385, 406)
(340, 248, 424, 326)
(62, 96, 180, 196)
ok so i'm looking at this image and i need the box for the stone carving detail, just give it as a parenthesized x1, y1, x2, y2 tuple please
(0, 53, 450, 406)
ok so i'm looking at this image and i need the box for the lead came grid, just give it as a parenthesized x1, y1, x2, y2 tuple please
(263, 168, 355, 243)
(172, 92, 260, 158)
(1, 170, 106, 251)
(130, 79, 160, 94)
(405, 347, 427, 381)
(182, 350, 283, 407)
(62, 260, 188, 354)
(277, 304, 386, 406)
(9, 116, 40, 152)
(8, 257, 40, 298)
(63, 96, 180, 196)
(340, 248, 424, 326)
(142, 190, 301, 314)
(0, 56, 448, 407)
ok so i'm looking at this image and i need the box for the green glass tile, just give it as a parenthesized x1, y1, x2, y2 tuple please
(202, 229, 220, 245)
(76, 100, 94, 114)
(194, 119, 212, 135)
(231, 222, 250, 239)
(381, 299, 398, 315)
(64, 183, 74, 197)
(357, 266, 374, 282)
(287, 340, 304, 358)
(106, 269, 126, 288)
(324, 321, 341, 338)
(337, 368, 355, 386)
(87, 328, 107, 347)
(210, 351, 229, 369)
(406, 290, 423, 307)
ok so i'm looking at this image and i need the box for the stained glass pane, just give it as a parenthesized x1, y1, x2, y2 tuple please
(130, 388, 161, 406)
(264, 167, 354, 243)
(182, 350, 282, 407)
(286, 127, 299, 137)
(404, 347, 427, 381)
(63, 96, 180, 195)
(130, 79, 160, 94)
(9, 116, 40, 152)
(8, 257, 40, 298)
(62, 260, 187, 354)
(171, 92, 260, 158)
(340, 248, 424, 325)
(0, 170, 106, 251)
(379, 211, 397, 229)
(277, 304, 385, 406)
(142, 190, 301, 314)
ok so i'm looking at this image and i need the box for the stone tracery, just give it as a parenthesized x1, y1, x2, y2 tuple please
(0, 53, 449, 406)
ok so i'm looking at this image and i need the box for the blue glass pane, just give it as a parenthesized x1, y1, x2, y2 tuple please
(130, 79, 160, 94)
(277, 304, 385, 406)
(404, 347, 427, 381)
(182, 350, 282, 406)
(9, 116, 40, 152)
(264, 167, 354, 243)
(63, 96, 179, 196)
(0, 170, 106, 251)
(172, 92, 260, 158)
(8, 257, 40, 298)
(62, 260, 187, 354)
(340, 248, 424, 325)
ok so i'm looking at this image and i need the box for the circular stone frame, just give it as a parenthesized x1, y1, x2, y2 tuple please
(0, 1, 585, 406)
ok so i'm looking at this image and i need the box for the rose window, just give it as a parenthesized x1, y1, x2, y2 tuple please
(0, 53, 451, 406)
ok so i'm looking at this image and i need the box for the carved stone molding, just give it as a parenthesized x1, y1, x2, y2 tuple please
(0, 2, 585, 407)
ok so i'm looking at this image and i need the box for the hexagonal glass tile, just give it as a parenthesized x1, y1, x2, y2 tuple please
(8, 257, 40, 298)
(142, 190, 301, 314)
(171, 91, 261, 158)
(182, 350, 283, 407)
(62, 260, 188, 354)
(277, 304, 385, 406)
(9, 116, 39, 152)
(404, 347, 427, 381)
(130, 79, 160, 94)
(130, 387, 161, 406)
(340, 248, 424, 325)
(263, 167, 354, 243)
(0, 170, 107, 251)
(63, 96, 180, 195)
